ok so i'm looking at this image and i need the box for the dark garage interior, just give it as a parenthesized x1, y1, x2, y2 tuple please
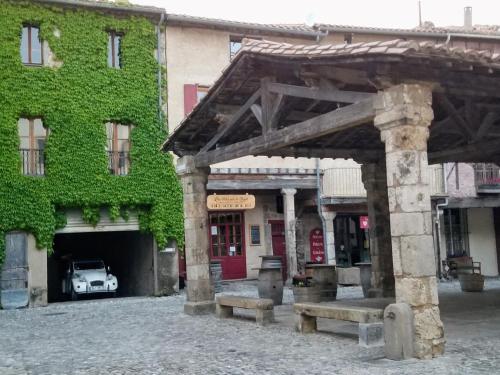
(47, 231, 155, 302)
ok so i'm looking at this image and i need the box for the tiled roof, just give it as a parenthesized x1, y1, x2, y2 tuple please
(240, 38, 500, 64)
(165, 14, 318, 37)
(316, 23, 500, 38)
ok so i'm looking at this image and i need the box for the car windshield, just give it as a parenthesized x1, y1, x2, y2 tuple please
(74, 261, 105, 270)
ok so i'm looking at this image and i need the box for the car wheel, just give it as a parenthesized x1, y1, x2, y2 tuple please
(112, 291, 117, 298)
(71, 287, 78, 301)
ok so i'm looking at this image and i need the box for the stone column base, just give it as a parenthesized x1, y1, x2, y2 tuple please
(184, 301, 215, 315)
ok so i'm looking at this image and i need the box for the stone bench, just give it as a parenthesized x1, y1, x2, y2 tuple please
(294, 302, 384, 346)
(216, 296, 274, 325)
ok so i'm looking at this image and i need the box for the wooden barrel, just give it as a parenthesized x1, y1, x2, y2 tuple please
(210, 260, 223, 293)
(257, 268, 283, 305)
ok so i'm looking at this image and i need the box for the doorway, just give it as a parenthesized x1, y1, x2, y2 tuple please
(209, 212, 246, 280)
(334, 215, 370, 267)
(269, 220, 287, 281)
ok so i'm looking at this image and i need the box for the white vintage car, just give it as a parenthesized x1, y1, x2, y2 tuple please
(62, 259, 118, 300)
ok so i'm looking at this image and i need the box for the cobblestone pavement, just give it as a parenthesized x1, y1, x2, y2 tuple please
(1, 279, 500, 374)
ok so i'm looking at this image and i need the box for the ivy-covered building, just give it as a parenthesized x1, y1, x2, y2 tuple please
(0, 0, 183, 307)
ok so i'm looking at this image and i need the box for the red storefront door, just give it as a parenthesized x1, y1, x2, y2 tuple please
(209, 212, 246, 280)
(270, 220, 287, 281)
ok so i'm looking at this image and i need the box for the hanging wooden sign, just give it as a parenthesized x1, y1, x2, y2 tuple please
(207, 194, 255, 210)
(309, 228, 325, 264)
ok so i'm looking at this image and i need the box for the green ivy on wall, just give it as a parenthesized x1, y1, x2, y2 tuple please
(0, 0, 184, 263)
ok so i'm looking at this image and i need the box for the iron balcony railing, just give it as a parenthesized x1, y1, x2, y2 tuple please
(19, 148, 45, 176)
(322, 165, 446, 198)
(108, 151, 130, 176)
(474, 163, 500, 193)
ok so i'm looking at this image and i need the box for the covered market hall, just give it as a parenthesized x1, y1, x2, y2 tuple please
(163, 38, 500, 359)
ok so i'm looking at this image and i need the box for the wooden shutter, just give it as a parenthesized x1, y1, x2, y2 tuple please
(184, 84, 198, 116)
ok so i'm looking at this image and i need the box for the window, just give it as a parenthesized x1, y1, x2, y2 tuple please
(183, 84, 210, 116)
(107, 31, 122, 68)
(249, 225, 261, 245)
(444, 208, 469, 257)
(18, 118, 47, 176)
(21, 25, 43, 65)
(105, 122, 131, 175)
(229, 36, 243, 61)
(344, 33, 353, 44)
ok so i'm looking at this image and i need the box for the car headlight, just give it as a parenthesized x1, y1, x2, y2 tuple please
(106, 274, 114, 280)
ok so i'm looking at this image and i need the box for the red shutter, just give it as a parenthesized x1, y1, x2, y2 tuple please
(184, 84, 198, 116)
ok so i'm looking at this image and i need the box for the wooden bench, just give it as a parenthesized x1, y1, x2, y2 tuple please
(294, 302, 385, 346)
(216, 296, 274, 325)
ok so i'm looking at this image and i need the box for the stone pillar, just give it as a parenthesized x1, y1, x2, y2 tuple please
(176, 156, 215, 315)
(322, 211, 337, 265)
(361, 160, 395, 298)
(375, 83, 445, 359)
(281, 188, 298, 281)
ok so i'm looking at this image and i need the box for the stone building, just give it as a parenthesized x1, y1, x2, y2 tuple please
(0, 0, 182, 308)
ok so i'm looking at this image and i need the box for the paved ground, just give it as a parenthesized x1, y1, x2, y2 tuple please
(1, 279, 500, 374)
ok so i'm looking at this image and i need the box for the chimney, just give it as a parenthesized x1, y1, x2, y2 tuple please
(464, 6, 472, 30)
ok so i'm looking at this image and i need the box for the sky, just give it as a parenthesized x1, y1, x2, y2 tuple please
(130, 0, 499, 29)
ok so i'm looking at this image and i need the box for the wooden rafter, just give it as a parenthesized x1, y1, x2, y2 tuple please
(194, 97, 376, 167)
(199, 88, 261, 153)
(434, 94, 475, 140)
(268, 82, 374, 104)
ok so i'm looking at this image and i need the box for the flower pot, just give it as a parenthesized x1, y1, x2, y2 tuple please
(292, 285, 321, 303)
(305, 264, 337, 302)
(458, 273, 484, 292)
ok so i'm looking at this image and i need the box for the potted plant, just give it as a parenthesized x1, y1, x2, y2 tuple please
(458, 273, 485, 292)
(292, 274, 321, 303)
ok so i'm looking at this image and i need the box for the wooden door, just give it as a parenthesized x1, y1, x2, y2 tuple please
(209, 212, 246, 280)
(270, 220, 287, 280)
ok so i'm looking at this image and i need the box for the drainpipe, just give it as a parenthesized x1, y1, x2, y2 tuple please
(157, 13, 165, 125)
(316, 158, 328, 264)
(435, 163, 449, 279)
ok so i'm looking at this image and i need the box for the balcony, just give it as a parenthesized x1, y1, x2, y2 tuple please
(19, 149, 45, 176)
(322, 165, 446, 198)
(474, 163, 500, 193)
(108, 151, 130, 176)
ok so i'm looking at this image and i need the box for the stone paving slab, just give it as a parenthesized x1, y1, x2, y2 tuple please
(0, 279, 499, 374)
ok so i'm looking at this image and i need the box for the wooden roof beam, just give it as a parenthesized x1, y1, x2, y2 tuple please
(194, 97, 376, 167)
(268, 82, 374, 104)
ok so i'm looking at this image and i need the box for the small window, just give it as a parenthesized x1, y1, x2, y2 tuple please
(21, 25, 43, 65)
(105, 122, 131, 175)
(107, 31, 122, 68)
(249, 225, 261, 246)
(344, 33, 353, 44)
(18, 118, 47, 176)
(230, 37, 242, 61)
(196, 85, 209, 102)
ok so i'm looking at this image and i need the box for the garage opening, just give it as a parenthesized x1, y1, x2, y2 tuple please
(47, 231, 155, 302)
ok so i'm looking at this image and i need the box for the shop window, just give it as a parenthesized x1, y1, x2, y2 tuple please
(18, 118, 47, 176)
(21, 25, 43, 65)
(209, 213, 243, 257)
(444, 208, 469, 257)
(105, 122, 131, 175)
(108, 31, 122, 68)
